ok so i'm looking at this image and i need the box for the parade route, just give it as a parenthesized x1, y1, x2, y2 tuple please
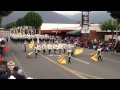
(1, 33, 120, 79)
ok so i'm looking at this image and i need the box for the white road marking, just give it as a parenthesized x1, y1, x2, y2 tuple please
(103, 58, 120, 64)
(84, 52, 120, 64)
(38, 53, 88, 79)
(71, 57, 90, 64)
(48, 54, 67, 56)
(12, 53, 29, 78)
(48, 54, 90, 64)
(48, 54, 61, 56)
(38, 53, 104, 79)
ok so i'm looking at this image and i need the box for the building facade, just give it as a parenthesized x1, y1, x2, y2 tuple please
(40, 23, 120, 41)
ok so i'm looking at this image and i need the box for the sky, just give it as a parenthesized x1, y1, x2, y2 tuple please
(53, 11, 81, 15)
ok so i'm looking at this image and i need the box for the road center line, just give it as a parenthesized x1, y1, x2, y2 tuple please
(48, 51, 90, 65)
(38, 53, 88, 79)
(75, 70, 104, 79)
(103, 57, 120, 64)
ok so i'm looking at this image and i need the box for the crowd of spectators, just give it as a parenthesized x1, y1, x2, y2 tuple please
(0, 60, 27, 79)
(59, 36, 120, 53)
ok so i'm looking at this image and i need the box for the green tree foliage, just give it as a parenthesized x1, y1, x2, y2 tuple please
(16, 17, 25, 26)
(108, 11, 120, 19)
(0, 11, 12, 17)
(100, 19, 118, 42)
(5, 22, 16, 29)
(24, 11, 43, 29)
(100, 19, 116, 30)
(108, 11, 120, 25)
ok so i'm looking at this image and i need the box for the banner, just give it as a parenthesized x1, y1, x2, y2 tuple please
(81, 11, 90, 33)
(28, 39, 34, 49)
(28, 51, 34, 56)
(74, 48, 84, 55)
(58, 54, 66, 65)
(90, 52, 98, 61)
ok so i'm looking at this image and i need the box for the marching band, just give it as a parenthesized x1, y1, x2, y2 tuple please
(9, 26, 77, 63)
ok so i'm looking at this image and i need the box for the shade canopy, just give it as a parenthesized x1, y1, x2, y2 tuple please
(67, 30, 80, 35)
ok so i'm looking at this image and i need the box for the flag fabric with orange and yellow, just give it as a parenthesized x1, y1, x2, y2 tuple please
(28, 39, 34, 49)
(90, 52, 98, 61)
(74, 48, 84, 55)
(58, 54, 66, 65)
(28, 51, 34, 56)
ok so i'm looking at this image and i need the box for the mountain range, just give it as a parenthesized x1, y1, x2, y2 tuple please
(65, 11, 112, 24)
(2, 11, 112, 26)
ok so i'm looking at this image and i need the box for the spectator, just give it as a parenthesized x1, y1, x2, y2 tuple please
(13, 66, 19, 78)
(16, 69, 25, 79)
(9, 72, 16, 79)
(0, 68, 10, 79)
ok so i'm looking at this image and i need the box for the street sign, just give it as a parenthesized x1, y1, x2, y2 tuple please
(81, 11, 90, 33)
(81, 28, 90, 33)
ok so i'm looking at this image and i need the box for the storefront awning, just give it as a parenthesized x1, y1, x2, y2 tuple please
(67, 30, 80, 35)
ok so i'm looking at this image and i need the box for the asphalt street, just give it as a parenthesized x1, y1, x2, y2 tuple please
(1, 32, 120, 79)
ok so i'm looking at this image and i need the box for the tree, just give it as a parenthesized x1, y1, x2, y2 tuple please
(108, 11, 120, 41)
(5, 22, 16, 29)
(108, 11, 120, 23)
(0, 11, 12, 27)
(108, 11, 120, 19)
(0, 11, 12, 16)
(24, 11, 43, 34)
(100, 19, 117, 42)
(16, 17, 25, 26)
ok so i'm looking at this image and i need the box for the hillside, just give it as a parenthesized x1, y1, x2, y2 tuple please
(2, 11, 76, 25)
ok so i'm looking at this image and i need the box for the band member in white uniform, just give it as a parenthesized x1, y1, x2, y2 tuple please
(71, 43, 75, 56)
(47, 43, 53, 55)
(34, 45, 38, 58)
(58, 43, 62, 54)
(37, 44, 41, 53)
(24, 41, 27, 52)
(63, 44, 67, 53)
(53, 43, 57, 55)
(67, 44, 71, 56)
(42, 43, 46, 55)
(66, 47, 72, 63)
